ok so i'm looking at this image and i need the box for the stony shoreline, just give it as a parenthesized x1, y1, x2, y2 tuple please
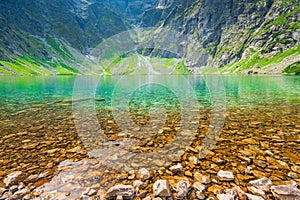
(1, 167, 300, 200)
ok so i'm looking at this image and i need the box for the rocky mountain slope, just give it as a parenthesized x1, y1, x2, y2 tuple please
(0, 0, 127, 75)
(0, 0, 299, 75)
(165, 0, 300, 74)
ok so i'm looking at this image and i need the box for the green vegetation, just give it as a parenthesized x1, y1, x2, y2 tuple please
(59, 62, 79, 74)
(200, 67, 219, 74)
(219, 44, 300, 73)
(283, 61, 300, 74)
(216, 45, 230, 57)
(0, 64, 13, 75)
(279, 39, 292, 44)
(0, 56, 78, 75)
(53, 65, 76, 75)
(46, 36, 72, 59)
(100, 53, 191, 75)
(46, 36, 61, 52)
(14, 56, 52, 75)
(173, 61, 192, 74)
(289, 21, 300, 29)
(271, 6, 300, 26)
(272, 15, 288, 25)
(0, 60, 37, 75)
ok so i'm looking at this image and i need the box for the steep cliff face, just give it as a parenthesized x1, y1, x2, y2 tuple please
(100, 0, 194, 27)
(0, 0, 129, 74)
(0, 0, 126, 56)
(157, 0, 300, 74)
(0, 0, 299, 75)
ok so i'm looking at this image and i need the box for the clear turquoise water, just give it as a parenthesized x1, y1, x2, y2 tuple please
(0, 75, 299, 102)
(0, 75, 299, 198)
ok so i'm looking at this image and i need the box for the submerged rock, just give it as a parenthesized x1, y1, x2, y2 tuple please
(106, 185, 135, 199)
(247, 186, 266, 199)
(271, 184, 300, 200)
(133, 180, 146, 189)
(189, 156, 199, 165)
(1, 191, 13, 199)
(9, 185, 18, 193)
(10, 187, 30, 199)
(231, 186, 247, 200)
(3, 171, 22, 187)
(249, 177, 272, 192)
(0, 188, 8, 196)
(217, 170, 234, 181)
(194, 172, 211, 185)
(138, 168, 151, 181)
(245, 193, 265, 200)
(217, 193, 236, 200)
(176, 180, 189, 199)
(193, 182, 206, 194)
(170, 163, 183, 173)
(24, 174, 39, 183)
(153, 180, 171, 198)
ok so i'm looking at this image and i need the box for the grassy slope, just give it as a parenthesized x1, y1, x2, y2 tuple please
(221, 44, 300, 74)
(201, 44, 300, 74)
(100, 53, 191, 75)
(0, 36, 79, 76)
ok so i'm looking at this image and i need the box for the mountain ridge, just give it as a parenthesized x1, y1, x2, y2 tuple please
(0, 0, 299, 75)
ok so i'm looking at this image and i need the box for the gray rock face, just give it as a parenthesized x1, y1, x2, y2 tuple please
(0, 0, 127, 59)
(101, 0, 170, 27)
(271, 185, 300, 200)
(153, 0, 300, 72)
(153, 180, 171, 198)
(106, 185, 135, 199)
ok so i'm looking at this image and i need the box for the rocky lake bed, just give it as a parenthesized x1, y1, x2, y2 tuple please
(0, 75, 299, 200)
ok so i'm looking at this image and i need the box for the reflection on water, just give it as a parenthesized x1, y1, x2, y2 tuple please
(0, 75, 299, 199)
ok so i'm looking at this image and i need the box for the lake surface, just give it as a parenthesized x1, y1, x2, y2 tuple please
(0, 75, 299, 199)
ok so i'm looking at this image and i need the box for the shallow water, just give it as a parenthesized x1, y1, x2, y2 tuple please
(0, 75, 299, 199)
